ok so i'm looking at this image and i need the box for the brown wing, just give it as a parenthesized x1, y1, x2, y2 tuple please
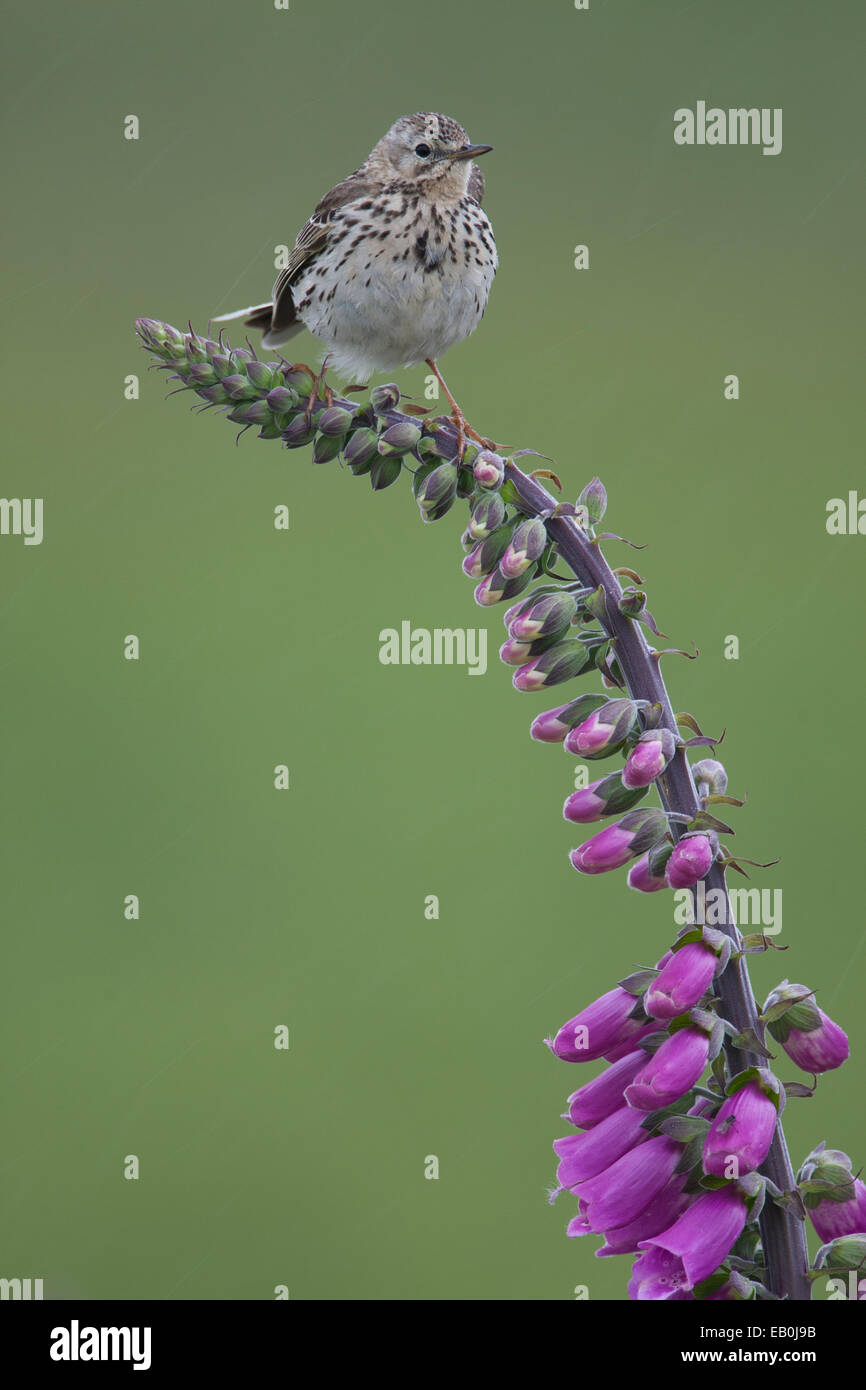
(268, 173, 378, 335)
(467, 163, 485, 205)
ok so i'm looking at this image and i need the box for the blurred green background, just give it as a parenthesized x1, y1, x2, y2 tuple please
(2, 0, 863, 1300)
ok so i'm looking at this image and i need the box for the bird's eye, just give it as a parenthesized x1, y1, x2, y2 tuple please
(414, 143, 432, 158)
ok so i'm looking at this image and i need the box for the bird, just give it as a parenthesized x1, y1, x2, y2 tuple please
(213, 112, 497, 449)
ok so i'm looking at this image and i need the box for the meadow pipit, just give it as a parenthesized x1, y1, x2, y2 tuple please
(215, 112, 497, 450)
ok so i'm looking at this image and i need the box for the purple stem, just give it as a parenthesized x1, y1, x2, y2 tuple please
(505, 462, 811, 1302)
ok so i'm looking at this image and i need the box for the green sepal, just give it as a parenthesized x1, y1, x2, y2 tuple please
(659, 1114, 711, 1142)
(617, 968, 659, 997)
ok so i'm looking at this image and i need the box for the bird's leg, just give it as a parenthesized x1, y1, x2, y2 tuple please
(303, 354, 334, 422)
(424, 359, 495, 458)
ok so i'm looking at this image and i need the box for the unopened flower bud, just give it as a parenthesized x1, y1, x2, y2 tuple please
(474, 565, 535, 607)
(664, 833, 716, 889)
(208, 352, 233, 379)
(627, 850, 670, 894)
(468, 492, 506, 540)
(577, 476, 607, 525)
(624, 1024, 711, 1110)
(245, 360, 279, 391)
(312, 432, 343, 464)
(265, 385, 299, 415)
(510, 591, 577, 642)
(462, 526, 512, 578)
(499, 636, 534, 666)
(644, 940, 718, 1018)
(378, 420, 422, 456)
(343, 426, 379, 473)
(563, 773, 647, 824)
(798, 1145, 865, 1242)
(473, 449, 505, 489)
(416, 461, 458, 514)
(221, 373, 257, 401)
(282, 414, 317, 448)
(763, 983, 850, 1074)
(370, 383, 400, 413)
(617, 586, 647, 618)
(317, 404, 355, 438)
(513, 639, 594, 691)
(188, 361, 219, 387)
(529, 693, 608, 744)
(564, 698, 640, 759)
(622, 729, 676, 789)
(499, 518, 547, 578)
(569, 807, 667, 875)
(281, 367, 314, 397)
(240, 399, 272, 426)
(691, 758, 728, 797)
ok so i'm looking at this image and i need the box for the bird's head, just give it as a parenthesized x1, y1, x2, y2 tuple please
(364, 113, 492, 197)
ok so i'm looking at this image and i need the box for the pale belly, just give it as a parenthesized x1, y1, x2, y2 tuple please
(291, 202, 497, 380)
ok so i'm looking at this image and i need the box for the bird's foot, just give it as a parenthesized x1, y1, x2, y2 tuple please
(302, 356, 334, 423)
(424, 358, 495, 462)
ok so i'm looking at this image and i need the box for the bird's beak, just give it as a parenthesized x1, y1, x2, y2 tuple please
(451, 143, 493, 161)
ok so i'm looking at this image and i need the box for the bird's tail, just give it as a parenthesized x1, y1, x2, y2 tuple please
(211, 302, 301, 351)
(212, 302, 273, 330)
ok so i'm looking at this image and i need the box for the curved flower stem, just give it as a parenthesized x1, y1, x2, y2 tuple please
(134, 319, 813, 1298)
(504, 462, 811, 1302)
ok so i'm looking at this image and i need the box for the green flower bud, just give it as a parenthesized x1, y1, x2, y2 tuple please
(221, 373, 258, 401)
(499, 518, 547, 578)
(184, 334, 209, 364)
(317, 405, 355, 438)
(461, 525, 513, 578)
(135, 318, 184, 357)
(265, 386, 299, 414)
(468, 493, 507, 539)
(578, 476, 607, 525)
(512, 638, 596, 690)
(282, 367, 314, 398)
(474, 564, 536, 607)
(618, 587, 646, 618)
(370, 383, 400, 413)
(416, 461, 458, 513)
(188, 362, 219, 387)
(421, 494, 456, 523)
(246, 360, 279, 391)
(312, 432, 343, 464)
(509, 591, 577, 641)
(209, 353, 233, 379)
(370, 455, 403, 490)
(378, 421, 422, 456)
(281, 414, 316, 448)
(343, 427, 379, 473)
(241, 400, 273, 426)
(198, 383, 231, 405)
